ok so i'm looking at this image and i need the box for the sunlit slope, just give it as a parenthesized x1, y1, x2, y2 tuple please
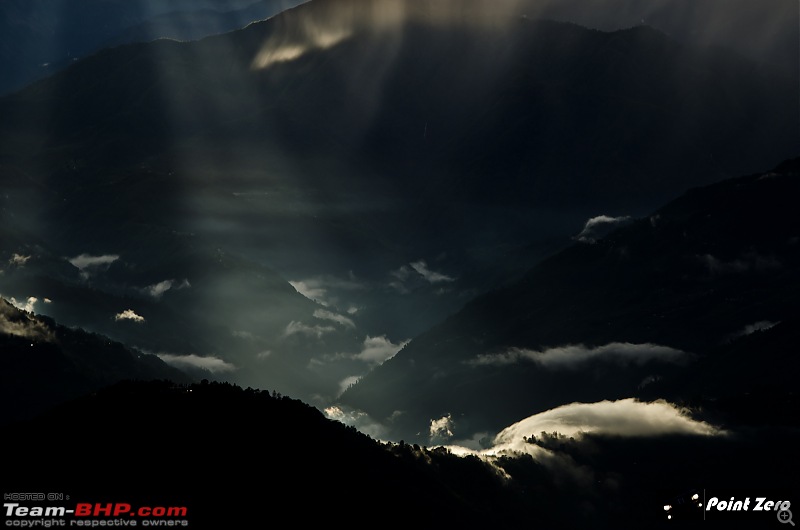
(340, 158, 800, 442)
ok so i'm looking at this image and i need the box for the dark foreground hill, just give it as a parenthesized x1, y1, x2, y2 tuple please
(3, 379, 799, 529)
(0, 297, 190, 423)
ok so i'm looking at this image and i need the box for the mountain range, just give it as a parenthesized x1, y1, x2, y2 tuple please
(1, 1, 798, 526)
(1, 0, 796, 410)
(340, 158, 800, 443)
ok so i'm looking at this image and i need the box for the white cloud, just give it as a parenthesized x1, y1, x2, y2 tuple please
(68, 253, 120, 270)
(314, 309, 355, 329)
(740, 321, 778, 335)
(468, 342, 688, 368)
(0, 300, 54, 342)
(143, 278, 190, 299)
(290, 280, 328, 304)
(338, 375, 361, 396)
(146, 280, 174, 298)
(114, 309, 145, 323)
(255, 350, 272, 360)
(283, 321, 335, 339)
(491, 399, 721, 453)
(390, 265, 412, 282)
(290, 274, 366, 306)
(430, 413, 455, 442)
(9, 296, 38, 314)
(353, 335, 409, 364)
(444, 398, 722, 461)
(390, 260, 455, 291)
(575, 215, 632, 243)
(158, 353, 236, 373)
(324, 405, 389, 439)
(409, 260, 455, 283)
(9, 254, 31, 266)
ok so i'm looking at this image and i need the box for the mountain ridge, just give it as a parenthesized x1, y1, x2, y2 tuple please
(339, 157, 800, 442)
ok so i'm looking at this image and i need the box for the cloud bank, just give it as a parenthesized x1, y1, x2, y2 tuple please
(324, 404, 390, 440)
(68, 254, 120, 270)
(157, 353, 237, 373)
(0, 300, 54, 342)
(391, 259, 456, 292)
(313, 309, 355, 329)
(144, 279, 191, 299)
(492, 399, 721, 452)
(468, 342, 689, 368)
(9, 296, 39, 314)
(283, 321, 335, 339)
(352, 335, 409, 364)
(409, 260, 455, 283)
(441, 399, 722, 458)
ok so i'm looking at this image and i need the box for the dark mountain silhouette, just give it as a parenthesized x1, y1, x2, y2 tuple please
(4, 378, 798, 528)
(0, 297, 190, 424)
(340, 158, 800, 443)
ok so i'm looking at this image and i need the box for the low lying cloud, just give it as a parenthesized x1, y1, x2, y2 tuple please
(289, 279, 328, 303)
(739, 321, 778, 335)
(352, 335, 409, 364)
(9, 296, 39, 314)
(324, 405, 389, 440)
(390, 260, 456, 291)
(338, 375, 361, 396)
(68, 253, 120, 270)
(490, 399, 721, 455)
(410, 260, 455, 283)
(114, 309, 145, 323)
(158, 353, 237, 373)
(0, 300, 54, 342)
(700, 253, 781, 274)
(9, 254, 31, 266)
(430, 413, 455, 442)
(314, 309, 355, 329)
(289, 273, 366, 306)
(144, 279, 190, 299)
(309, 335, 409, 369)
(468, 342, 689, 369)
(283, 320, 335, 339)
(728, 320, 779, 341)
(442, 399, 722, 459)
(575, 215, 632, 243)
